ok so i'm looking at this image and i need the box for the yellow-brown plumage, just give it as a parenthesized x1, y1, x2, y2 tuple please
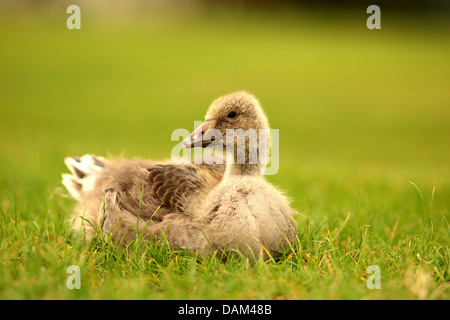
(62, 91, 297, 260)
(151, 91, 298, 260)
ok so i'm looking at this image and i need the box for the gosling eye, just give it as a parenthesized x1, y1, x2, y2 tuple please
(227, 111, 237, 119)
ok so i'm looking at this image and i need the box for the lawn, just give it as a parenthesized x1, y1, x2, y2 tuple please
(0, 3, 449, 299)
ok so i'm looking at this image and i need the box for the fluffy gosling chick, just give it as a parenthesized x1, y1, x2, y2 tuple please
(152, 91, 297, 260)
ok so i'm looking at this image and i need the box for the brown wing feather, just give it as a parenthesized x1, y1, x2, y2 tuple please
(146, 164, 224, 215)
(95, 160, 224, 224)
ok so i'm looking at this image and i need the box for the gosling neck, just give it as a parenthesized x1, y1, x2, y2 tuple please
(223, 137, 268, 178)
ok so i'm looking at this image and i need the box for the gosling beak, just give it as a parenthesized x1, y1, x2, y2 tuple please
(182, 119, 218, 148)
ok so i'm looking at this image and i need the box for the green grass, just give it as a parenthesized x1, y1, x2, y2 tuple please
(0, 4, 449, 299)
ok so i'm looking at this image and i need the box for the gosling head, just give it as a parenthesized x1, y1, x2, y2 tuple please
(182, 91, 270, 174)
(182, 91, 269, 149)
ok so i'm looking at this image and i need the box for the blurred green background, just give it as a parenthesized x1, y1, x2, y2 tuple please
(0, 0, 449, 239)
